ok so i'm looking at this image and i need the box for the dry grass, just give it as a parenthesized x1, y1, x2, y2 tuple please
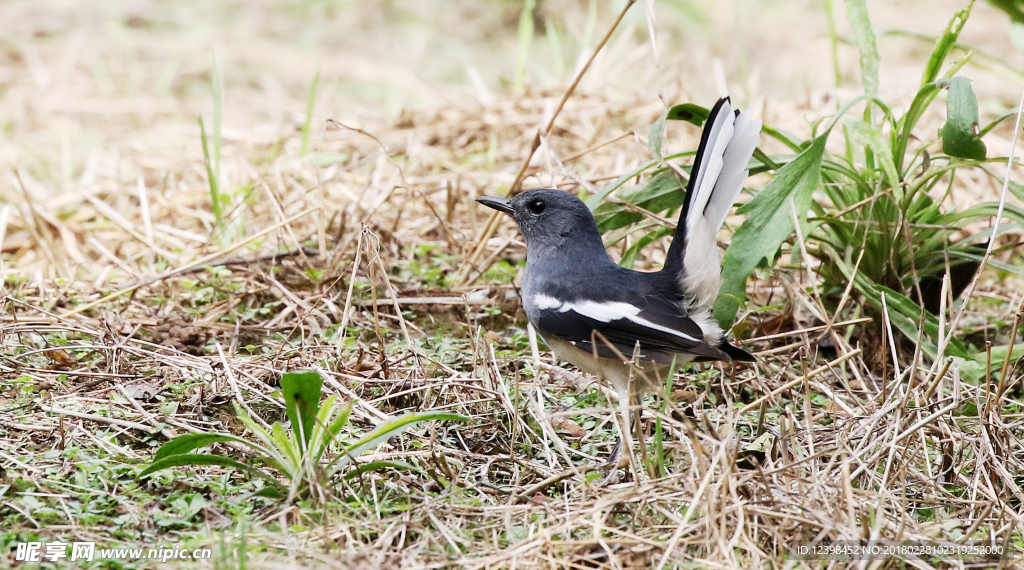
(2, 1, 1024, 568)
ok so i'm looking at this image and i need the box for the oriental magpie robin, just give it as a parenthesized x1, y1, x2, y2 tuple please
(477, 97, 760, 464)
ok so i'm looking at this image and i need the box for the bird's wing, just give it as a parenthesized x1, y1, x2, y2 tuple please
(531, 293, 730, 364)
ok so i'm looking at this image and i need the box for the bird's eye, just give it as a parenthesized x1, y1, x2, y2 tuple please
(528, 199, 546, 214)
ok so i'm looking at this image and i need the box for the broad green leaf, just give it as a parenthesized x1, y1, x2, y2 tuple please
(921, 0, 974, 85)
(329, 411, 470, 472)
(138, 453, 288, 495)
(281, 370, 323, 450)
(153, 433, 251, 461)
(714, 134, 828, 328)
(744, 431, 775, 454)
(665, 103, 710, 126)
(971, 343, 1024, 370)
(940, 77, 987, 160)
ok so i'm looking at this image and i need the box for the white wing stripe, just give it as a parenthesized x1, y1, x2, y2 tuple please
(556, 300, 701, 344)
(626, 314, 701, 344)
(532, 293, 563, 310)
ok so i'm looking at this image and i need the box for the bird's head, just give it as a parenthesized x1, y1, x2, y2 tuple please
(476, 189, 604, 254)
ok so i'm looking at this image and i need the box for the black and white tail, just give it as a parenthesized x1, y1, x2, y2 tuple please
(663, 97, 761, 311)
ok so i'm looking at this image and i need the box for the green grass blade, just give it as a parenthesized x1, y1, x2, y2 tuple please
(300, 70, 320, 156)
(921, 0, 974, 86)
(329, 411, 469, 472)
(842, 116, 900, 190)
(514, 0, 536, 92)
(211, 55, 222, 187)
(328, 401, 354, 438)
(654, 356, 677, 478)
(845, 0, 880, 103)
(648, 112, 666, 162)
(153, 433, 252, 461)
(138, 453, 288, 496)
(585, 153, 691, 210)
(198, 115, 222, 225)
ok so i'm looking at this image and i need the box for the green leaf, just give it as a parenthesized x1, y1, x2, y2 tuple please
(619, 227, 672, 269)
(665, 103, 710, 126)
(845, 0, 880, 99)
(197, 116, 221, 225)
(312, 397, 350, 462)
(648, 113, 666, 162)
(877, 286, 968, 359)
(843, 116, 900, 189)
(138, 454, 288, 495)
(329, 411, 470, 472)
(586, 158, 663, 210)
(594, 170, 685, 233)
(343, 460, 423, 479)
(270, 422, 300, 472)
(714, 133, 828, 328)
(281, 370, 323, 450)
(894, 82, 941, 174)
(921, 0, 974, 86)
(325, 401, 353, 441)
(153, 433, 251, 461)
(593, 203, 643, 234)
(940, 77, 987, 160)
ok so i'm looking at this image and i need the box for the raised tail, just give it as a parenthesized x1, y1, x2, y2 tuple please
(662, 97, 761, 309)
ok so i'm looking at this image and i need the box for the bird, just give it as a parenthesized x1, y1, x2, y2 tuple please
(477, 97, 761, 468)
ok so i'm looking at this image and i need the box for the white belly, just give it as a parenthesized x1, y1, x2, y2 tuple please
(540, 333, 693, 398)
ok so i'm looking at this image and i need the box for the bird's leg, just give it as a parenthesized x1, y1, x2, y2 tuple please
(609, 377, 635, 472)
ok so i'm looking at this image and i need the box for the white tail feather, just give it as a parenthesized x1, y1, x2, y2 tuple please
(680, 100, 762, 308)
(705, 110, 761, 231)
(685, 103, 734, 234)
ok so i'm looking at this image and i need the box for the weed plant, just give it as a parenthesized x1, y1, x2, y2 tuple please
(590, 0, 1023, 367)
(140, 371, 468, 502)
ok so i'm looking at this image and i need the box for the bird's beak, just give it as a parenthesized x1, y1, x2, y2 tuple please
(475, 196, 515, 216)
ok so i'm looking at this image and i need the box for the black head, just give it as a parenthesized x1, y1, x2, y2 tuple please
(476, 189, 604, 254)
